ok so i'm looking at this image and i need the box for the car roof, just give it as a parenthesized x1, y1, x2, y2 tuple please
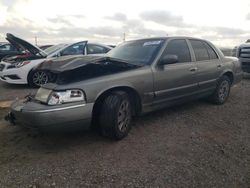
(129, 36, 210, 42)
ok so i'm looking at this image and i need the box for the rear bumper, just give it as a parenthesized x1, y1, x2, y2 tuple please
(8, 100, 94, 132)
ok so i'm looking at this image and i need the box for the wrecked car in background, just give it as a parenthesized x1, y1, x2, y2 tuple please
(0, 42, 20, 61)
(6, 37, 242, 140)
(237, 39, 250, 73)
(0, 33, 113, 87)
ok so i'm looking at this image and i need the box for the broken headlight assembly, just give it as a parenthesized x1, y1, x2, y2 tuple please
(35, 87, 86, 105)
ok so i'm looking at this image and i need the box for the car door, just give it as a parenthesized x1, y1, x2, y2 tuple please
(152, 39, 199, 107)
(188, 39, 222, 92)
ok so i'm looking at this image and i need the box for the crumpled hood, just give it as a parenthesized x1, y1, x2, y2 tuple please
(37, 55, 139, 72)
(37, 55, 141, 84)
(37, 55, 105, 72)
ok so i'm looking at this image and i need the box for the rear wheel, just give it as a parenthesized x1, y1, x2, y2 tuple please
(99, 91, 132, 140)
(28, 70, 50, 87)
(209, 75, 231, 105)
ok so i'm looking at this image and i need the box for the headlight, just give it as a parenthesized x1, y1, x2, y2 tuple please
(16, 61, 30, 68)
(48, 89, 85, 105)
(35, 88, 85, 105)
(35, 87, 52, 103)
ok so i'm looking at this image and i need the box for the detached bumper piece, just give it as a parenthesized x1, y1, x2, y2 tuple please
(6, 100, 94, 132)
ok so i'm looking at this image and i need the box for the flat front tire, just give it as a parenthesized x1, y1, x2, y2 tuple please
(99, 91, 132, 140)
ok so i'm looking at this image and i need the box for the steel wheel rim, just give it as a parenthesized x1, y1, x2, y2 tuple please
(117, 100, 131, 132)
(32, 71, 49, 86)
(219, 80, 229, 101)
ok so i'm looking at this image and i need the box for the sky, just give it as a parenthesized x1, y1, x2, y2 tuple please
(0, 0, 250, 47)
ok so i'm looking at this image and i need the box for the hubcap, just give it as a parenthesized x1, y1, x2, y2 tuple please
(219, 80, 229, 102)
(32, 71, 49, 86)
(117, 100, 131, 132)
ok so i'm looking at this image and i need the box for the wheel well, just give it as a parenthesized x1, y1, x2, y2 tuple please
(223, 72, 234, 85)
(92, 87, 142, 124)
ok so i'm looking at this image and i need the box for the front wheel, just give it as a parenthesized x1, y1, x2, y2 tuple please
(209, 75, 231, 105)
(28, 70, 50, 88)
(99, 91, 132, 140)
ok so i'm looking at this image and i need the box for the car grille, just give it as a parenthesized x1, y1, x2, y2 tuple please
(0, 64, 5, 71)
(239, 47, 250, 58)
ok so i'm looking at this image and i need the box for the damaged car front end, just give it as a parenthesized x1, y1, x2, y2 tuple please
(6, 54, 144, 132)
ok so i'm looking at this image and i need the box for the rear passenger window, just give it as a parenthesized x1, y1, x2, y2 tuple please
(190, 40, 209, 61)
(203, 42, 218, 59)
(87, 44, 110, 54)
(163, 39, 191, 63)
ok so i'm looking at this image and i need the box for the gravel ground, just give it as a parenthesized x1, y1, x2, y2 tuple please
(0, 77, 250, 187)
(0, 81, 36, 101)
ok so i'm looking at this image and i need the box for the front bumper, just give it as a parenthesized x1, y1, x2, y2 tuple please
(239, 58, 250, 73)
(8, 100, 94, 131)
(0, 62, 27, 84)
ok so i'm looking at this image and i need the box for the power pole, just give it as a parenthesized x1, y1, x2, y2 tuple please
(35, 36, 38, 46)
(123, 33, 126, 42)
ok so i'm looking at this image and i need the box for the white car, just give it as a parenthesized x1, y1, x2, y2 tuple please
(0, 33, 112, 87)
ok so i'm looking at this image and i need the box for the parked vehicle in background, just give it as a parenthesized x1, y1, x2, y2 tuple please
(0, 33, 113, 87)
(6, 37, 243, 140)
(39, 45, 53, 50)
(237, 39, 250, 73)
(0, 42, 20, 61)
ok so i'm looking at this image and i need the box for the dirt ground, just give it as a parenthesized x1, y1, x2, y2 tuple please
(0, 77, 250, 188)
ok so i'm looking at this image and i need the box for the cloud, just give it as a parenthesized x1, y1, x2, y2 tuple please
(105, 13, 127, 22)
(140, 10, 189, 27)
(213, 27, 246, 36)
(246, 13, 250, 20)
(0, 7, 249, 47)
(47, 16, 73, 26)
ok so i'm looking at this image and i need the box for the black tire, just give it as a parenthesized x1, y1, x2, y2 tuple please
(99, 91, 132, 140)
(209, 75, 231, 105)
(28, 70, 50, 88)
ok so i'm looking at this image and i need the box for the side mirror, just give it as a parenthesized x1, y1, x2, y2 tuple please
(159, 54, 178, 65)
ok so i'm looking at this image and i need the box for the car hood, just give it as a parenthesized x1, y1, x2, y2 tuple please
(5, 33, 46, 57)
(37, 55, 141, 84)
(239, 43, 250, 48)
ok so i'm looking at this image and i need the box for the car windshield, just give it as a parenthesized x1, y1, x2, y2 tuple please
(107, 39, 164, 65)
(44, 44, 67, 55)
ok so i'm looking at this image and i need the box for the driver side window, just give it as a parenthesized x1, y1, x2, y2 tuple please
(162, 39, 191, 63)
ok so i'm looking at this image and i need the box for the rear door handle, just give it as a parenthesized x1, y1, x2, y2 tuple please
(189, 67, 198, 72)
(217, 64, 222, 68)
